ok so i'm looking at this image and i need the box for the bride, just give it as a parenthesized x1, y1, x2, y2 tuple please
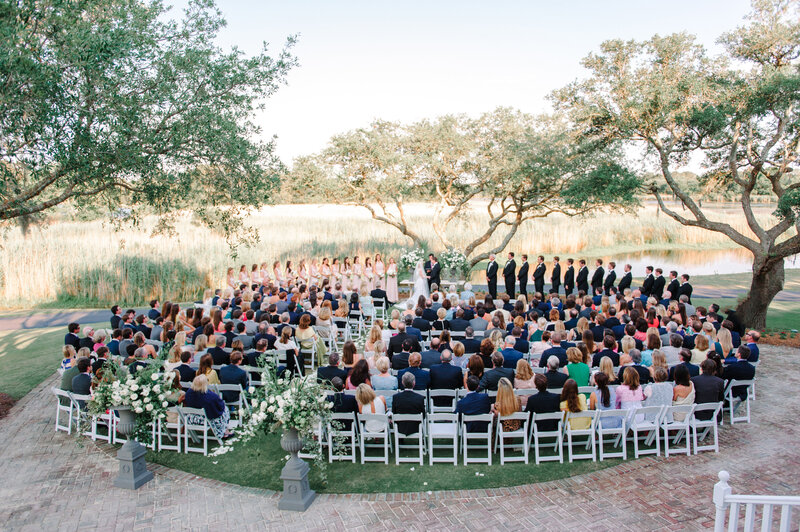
(405, 260, 430, 306)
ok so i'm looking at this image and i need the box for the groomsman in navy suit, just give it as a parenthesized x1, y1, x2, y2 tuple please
(603, 261, 617, 295)
(590, 259, 605, 295)
(617, 264, 632, 293)
(563, 258, 575, 295)
(641, 266, 655, 296)
(517, 255, 529, 298)
(532, 255, 546, 295)
(486, 254, 498, 299)
(576, 259, 589, 293)
(503, 252, 517, 298)
(550, 256, 561, 295)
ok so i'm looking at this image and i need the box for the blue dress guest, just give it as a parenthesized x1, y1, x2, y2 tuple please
(183, 375, 231, 440)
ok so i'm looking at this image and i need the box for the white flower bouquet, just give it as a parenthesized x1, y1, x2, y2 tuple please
(440, 248, 469, 277)
(88, 361, 175, 443)
(399, 247, 426, 273)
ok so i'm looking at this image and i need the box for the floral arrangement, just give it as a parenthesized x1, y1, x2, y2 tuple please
(211, 360, 333, 457)
(440, 248, 469, 276)
(88, 361, 175, 443)
(399, 247, 426, 273)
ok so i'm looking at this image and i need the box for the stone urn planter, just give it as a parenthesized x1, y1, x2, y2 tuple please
(277, 427, 316, 511)
(112, 406, 154, 490)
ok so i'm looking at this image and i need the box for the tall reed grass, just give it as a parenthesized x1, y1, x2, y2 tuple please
(0, 202, 782, 307)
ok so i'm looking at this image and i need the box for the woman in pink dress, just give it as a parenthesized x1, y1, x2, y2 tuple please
(321, 257, 332, 282)
(226, 267, 237, 290)
(374, 253, 385, 287)
(238, 265, 249, 285)
(341, 257, 352, 291)
(297, 260, 308, 286)
(351, 256, 362, 291)
(331, 258, 341, 287)
(364, 257, 374, 291)
(385, 258, 399, 303)
(273, 261, 283, 286)
(259, 262, 270, 284)
(310, 259, 320, 286)
(250, 264, 260, 285)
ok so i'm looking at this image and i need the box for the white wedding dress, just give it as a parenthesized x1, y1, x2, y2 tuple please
(405, 260, 430, 306)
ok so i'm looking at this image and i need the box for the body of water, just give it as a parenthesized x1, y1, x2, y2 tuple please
(465, 248, 799, 285)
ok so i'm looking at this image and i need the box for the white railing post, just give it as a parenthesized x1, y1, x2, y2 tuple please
(714, 470, 732, 532)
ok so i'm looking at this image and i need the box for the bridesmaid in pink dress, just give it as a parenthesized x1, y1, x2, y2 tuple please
(342, 257, 352, 291)
(321, 258, 332, 283)
(385, 258, 399, 303)
(374, 254, 385, 288)
(352, 256, 362, 291)
(238, 265, 249, 285)
(331, 258, 341, 287)
(364, 257, 374, 291)
(310, 259, 320, 286)
(273, 261, 283, 287)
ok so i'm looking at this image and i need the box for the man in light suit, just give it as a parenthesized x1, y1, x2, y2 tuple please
(550, 256, 561, 295)
(603, 261, 617, 296)
(617, 263, 632, 293)
(563, 258, 575, 295)
(486, 254, 498, 299)
(532, 255, 546, 295)
(576, 259, 589, 294)
(517, 254, 529, 298)
(503, 252, 516, 298)
(591, 259, 605, 295)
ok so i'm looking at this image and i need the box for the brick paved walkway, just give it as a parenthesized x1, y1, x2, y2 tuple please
(1, 346, 798, 531)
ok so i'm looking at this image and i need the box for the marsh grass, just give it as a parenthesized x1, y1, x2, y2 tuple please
(0, 202, 786, 307)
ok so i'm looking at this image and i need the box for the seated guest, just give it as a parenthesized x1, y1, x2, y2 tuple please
(744, 330, 760, 362)
(207, 335, 230, 366)
(492, 377, 522, 430)
(449, 309, 470, 332)
(398, 353, 430, 390)
(184, 375, 231, 440)
(327, 377, 358, 424)
(560, 379, 590, 429)
(668, 349, 699, 380)
(643, 367, 672, 410)
(690, 334, 711, 365)
(461, 327, 481, 355)
(662, 333, 684, 366)
(451, 342, 468, 368)
(501, 335, 524, 369)
(195, 353, 220, 384)
(355, 383, 387, 433)
(61, 345, 77, 372)
(92, 346, 111, 376)
(593, 355, 619, 385)
(317, 352, 348, 384)
(672, 365, 696, 420)
(539, 331, 568, 367)
(420, 338, 443, 368)
(456, 375, 492, 432)
(176, 351, 196, 383)
(615, 367, 644, 412)
(432, 308, 450, 330)
(588, 372, 620, 428)
(691, 359, 725, 419)
(64, 322, 81, 350)
(525, 373, 562, 431)
(392, 373, 426, 435)
(346, 359, 371, 390)
(513, 359, 536, 407)
(592, 335, 620, 367)
(544, 355, 568, 389)
(479, 352, 515, 392)
(412, 307, 432, 332)
(71, 358, 93, 408)
(276, 326, 303, 375)
(391, 338, 414, 370)
(566, 346, 590, 389)
(371, 356, 398, 408)
(722, 345, 756, 402)
(617, 349, 652, 385)
(219, 351, 249, 404)
(430, 350, 463, 394)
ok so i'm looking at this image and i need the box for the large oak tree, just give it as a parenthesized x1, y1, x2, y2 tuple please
(554, 0, 800, 329)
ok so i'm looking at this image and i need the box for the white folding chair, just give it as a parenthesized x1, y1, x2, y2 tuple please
(299, 344, 316, 374)
(428, 389, 457, 413)
(327, 412, 357, 463)
(178, 407, 222, 455)
(214, 384, 246, 423)
(87, 408, 115, 443)
(629, 405, 664, 458)
(596, 409, 628, 461)
(661, 404, 695, 457)
(52, 388, 75, 434)
(530, 412, 564, 464)
(427, 413, 459, 465)
(461, 414, 494, 465)
(496, 412, 529, 464)
(358, 413, 391, 464)
(724, 379, 754, 424)
(565, 410, 598, 462)
(392, 414, 426, 465)
(691, 402, 723, 454)
(372, 298, 386, 321)
(157, 408, 182, 452)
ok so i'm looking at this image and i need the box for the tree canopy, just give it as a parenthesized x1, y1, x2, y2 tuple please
(0, 0, 295, 241)
(554, 0, 800, 328)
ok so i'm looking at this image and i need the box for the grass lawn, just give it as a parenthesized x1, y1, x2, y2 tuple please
(145, 431, 623, 493)
(0, 321, 106, 400)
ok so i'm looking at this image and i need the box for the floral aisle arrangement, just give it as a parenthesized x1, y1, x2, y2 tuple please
(399, 247, 426, 273)
(440, 248, 469, 278)
(88, 361, 175, 444)
(211, 364, 333, 458)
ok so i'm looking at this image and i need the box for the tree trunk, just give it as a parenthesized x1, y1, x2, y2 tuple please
(734, 256, 785, 330)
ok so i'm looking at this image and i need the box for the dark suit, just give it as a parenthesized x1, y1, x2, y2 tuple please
(478, 367, 514, 391)
(691, 374, 725, 420)
(642, 273, 655, 296)
(455, 392, 492, 432)
(503, 260, 516, 298)
(501, 348, 524, 369)
(462, 338, 481, 354)
(420, 350, 442, 369)
(176, 363, 196, 383)
(317, 365, 348, 384)
(517, 261, 530, 296)
(576, 266, 589, 293)
(617, 364, 652, 385)
(591, 266, 605, 294)
(412, 317, 431, 332)
(550, 262, 561, 294)
(545, 370, 568, 389)
(449, 317, 469, 332)
(722, 360, 756, 401)
(327, 393, 358, 428)
(148, 308, 160, 320)
(424, 260, 441, 289)
(219, 365, 249, 402)
(617, 271, 632, 293)
(667, 279, 680, 300)
(486, 260, 499, 299)
(71, 373, 92, 408)
(678, 282, 693, 303)
(525, 391, 562, 431)
(421, 308, 438, 322)
(564, 265, 575, 295)
(398, 367, 430, 390)
(391, 351, 411, 370)
(208, 346, 230, 366)
(392, 390, 426, 435)
(652, 275, 666, 299)
(110, 314, 122, 330)
(430, 363, 463, 391)
(387, 332, 420, 359)
(668, 362, 699, 380)
(592, 349, 620, 367)
(64, 333, 80, 350)
(530, 262, 545, 295)
(539, 346, 567, 367)
(603, 270, 616, 295)
(370, 288, 390, 306)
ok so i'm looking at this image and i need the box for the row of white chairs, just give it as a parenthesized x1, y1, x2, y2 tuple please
(308, 402, 725, 465)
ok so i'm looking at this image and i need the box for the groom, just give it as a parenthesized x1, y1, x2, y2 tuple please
(424, 254, 441, 290)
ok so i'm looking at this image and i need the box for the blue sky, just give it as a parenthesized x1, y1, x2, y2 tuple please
(170, 0, 753, 166)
